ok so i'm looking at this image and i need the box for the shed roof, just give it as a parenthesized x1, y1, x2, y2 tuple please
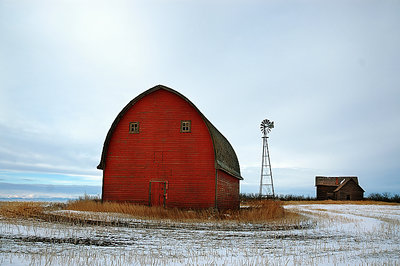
(97, 85, 242, 180)
(315, 176, 359, 186)
(333, 178, 365, 193)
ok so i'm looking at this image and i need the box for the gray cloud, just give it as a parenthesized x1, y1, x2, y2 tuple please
(0, 0, 399, 195)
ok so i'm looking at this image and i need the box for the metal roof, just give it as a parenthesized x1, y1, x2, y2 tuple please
(97, 85, 242, 180)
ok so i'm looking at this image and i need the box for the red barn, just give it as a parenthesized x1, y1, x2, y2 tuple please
(97, 85, 243, 209)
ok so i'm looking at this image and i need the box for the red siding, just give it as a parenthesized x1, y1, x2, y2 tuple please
(217, 170, 240, 210)
(103, 89, 217, 208)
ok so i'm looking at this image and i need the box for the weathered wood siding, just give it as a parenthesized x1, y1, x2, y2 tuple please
(335, 180, 364, 200)
(103, 89, 217, 208)
(316, 186, 336, 200)
(216, 170, 240, 210)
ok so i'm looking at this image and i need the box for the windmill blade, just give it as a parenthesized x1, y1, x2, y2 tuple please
(260, 118, 274, 135)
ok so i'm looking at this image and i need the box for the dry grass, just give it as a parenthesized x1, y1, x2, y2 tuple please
(6, 198, 393, 225)
(282, 200, 400, 205)
(0, 202, 45, 219)
(65, 198, 285, 223)
(0, 199, 288, 224)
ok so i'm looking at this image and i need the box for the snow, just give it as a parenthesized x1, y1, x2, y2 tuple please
(1, 204, 399, 265)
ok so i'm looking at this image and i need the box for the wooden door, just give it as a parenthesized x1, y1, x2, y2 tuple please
(149, 181, 166, 207)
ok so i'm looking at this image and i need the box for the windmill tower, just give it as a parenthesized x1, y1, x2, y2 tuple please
(259, 119, 275, 198)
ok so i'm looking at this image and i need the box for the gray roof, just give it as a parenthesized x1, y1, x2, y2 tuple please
(97, 85, 242, 180)
(315, 176, 359, 186)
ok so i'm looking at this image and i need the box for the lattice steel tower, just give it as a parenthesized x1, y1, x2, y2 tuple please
(259, 119, 275, 198)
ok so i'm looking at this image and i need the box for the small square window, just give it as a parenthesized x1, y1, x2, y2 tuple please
(129, 122, 139, 134)
(181, 120, 191, 133)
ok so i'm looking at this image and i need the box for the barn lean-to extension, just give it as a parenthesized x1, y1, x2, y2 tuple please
(98, 85, 243, 210)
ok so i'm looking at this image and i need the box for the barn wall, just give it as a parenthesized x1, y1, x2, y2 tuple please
(335, 181, 364, 200)
(316, 186, 336, 200)
(216, 170, 240, 210)
(103, 89, 216, 209)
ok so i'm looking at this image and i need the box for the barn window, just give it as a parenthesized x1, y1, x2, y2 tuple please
(129, 122, 140, 134)
(181, 120, 191, 133)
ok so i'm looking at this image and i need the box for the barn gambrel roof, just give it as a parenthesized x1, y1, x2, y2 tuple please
(97, 85, 242, 180)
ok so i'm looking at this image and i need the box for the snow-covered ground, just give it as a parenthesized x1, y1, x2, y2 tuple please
(0, 204, 399, 265)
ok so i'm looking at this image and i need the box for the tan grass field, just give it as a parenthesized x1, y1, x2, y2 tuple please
(0, 201, 45, 219)
(1, 199, 396, 225)
(66, 198, 287, 223)
(0, 199, 287, 224)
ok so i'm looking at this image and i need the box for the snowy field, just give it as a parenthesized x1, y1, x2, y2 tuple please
(0, 204, 399, 265)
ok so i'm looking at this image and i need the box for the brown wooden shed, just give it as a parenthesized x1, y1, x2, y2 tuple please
(315, 176, 364, 200)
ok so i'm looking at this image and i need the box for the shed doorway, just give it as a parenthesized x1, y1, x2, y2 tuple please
(149, 181, 167, 207)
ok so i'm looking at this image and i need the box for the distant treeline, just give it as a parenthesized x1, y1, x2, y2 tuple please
(366, 193, 400, 203)
(240, 192, 400, 203)
(239, 193, 315, 201)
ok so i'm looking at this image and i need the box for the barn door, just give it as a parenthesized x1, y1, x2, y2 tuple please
(149, 181, 167, 207)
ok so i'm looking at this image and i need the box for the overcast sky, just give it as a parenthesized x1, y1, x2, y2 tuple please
(1, 0, 399, 198)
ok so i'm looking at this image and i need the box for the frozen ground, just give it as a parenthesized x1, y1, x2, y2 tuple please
(0, 204, 399, 265)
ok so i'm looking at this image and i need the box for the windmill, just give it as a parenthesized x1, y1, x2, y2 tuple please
(259, 119, 275, 198)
